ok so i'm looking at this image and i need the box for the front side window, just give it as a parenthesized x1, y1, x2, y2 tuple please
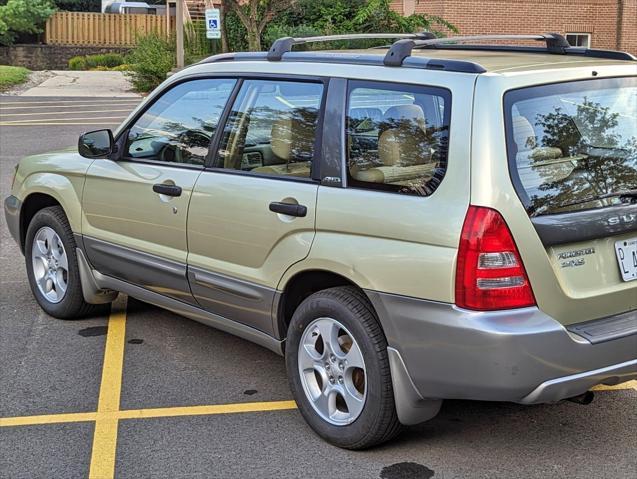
(213, 79, 324, 179)
(346, 81, 451, 196)
(126, 78, 236, 166)
(505, 77, 637, 216)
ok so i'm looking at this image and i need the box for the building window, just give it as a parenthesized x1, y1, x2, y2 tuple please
(566, 33, 591, 48)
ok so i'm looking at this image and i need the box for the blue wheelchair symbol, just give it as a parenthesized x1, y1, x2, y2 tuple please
(208, 19, 218, 29)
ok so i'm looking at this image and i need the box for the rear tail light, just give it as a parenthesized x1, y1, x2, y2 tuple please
(455, 206, 536, 310)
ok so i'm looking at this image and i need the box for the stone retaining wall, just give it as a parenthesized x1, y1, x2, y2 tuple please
(0, 44, 131, 70)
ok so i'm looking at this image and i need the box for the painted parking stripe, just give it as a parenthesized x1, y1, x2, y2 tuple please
(0, 99, 141, 106)
(592, 380, 637, 391)
(0, 122, 123, 127)
(0, 411, 98, 427)
(0, 103, 140, 111)
(88, 296, 127, 479)
(1, 109, 134, 117)
(1, 116, 127, 122)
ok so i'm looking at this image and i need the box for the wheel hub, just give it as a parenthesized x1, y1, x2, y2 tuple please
(298, 317, 367, 426)
(31, 226, 69, 304)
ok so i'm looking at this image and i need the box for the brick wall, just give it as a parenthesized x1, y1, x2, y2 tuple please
(393, 0, 637, 54)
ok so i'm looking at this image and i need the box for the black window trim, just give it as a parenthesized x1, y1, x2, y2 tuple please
(343, 79, 453, 198)
(202, 74, 330, 185)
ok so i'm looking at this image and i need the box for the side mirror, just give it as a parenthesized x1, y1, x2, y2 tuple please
(78, 129, 115, 159)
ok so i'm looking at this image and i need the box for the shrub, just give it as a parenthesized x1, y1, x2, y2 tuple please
(68, 52, 125, 70)
(84, 53, 125, 69)
(0, 0, 56, 46)
(68, 55, 87, 70)
(125, 33, 175, 92)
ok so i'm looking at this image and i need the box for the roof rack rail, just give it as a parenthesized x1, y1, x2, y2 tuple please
(267, 32, 436, 61)
(384, 33, 636, 66)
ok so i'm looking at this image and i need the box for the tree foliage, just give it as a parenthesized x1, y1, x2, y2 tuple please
(0, 0, 56, 46)
(52, 0, 101, 12)
(221, 0, 457, 52)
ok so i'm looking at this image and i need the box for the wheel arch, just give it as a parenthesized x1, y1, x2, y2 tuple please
(19, 193, 64, 253)
(16, 171, 85, 253)
(274, 268, 375, 340)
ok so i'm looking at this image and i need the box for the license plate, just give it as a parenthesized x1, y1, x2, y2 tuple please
(614, 238, 637, 282)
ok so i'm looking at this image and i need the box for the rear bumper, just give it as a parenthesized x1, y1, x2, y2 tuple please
(366, 291, 637, 405)
(4, 195, 22, 248)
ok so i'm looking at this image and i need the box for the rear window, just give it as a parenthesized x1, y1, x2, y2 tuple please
(505, 77, 637, 216)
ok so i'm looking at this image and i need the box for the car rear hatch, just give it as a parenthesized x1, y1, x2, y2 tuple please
(504, 76, 637, 326)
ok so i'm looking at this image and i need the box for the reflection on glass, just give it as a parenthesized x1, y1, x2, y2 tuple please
(79, 130, 112, 158)
(509, 78, 637, 216)
(126, 79, 236, 166)
(346, 86, 450, 197)
(215, 80, 323, 178)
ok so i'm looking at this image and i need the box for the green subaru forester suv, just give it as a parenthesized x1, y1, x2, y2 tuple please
(5, 33, 637, 449)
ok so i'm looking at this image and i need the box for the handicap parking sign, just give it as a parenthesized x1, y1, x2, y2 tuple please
(205, 9, 221, 39)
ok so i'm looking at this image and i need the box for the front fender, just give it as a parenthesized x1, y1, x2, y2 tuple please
(16, 172, 87, 234)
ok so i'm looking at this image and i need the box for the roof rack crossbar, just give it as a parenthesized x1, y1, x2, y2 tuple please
(384, 33, 572, 66)
(267, 32, 436, 61)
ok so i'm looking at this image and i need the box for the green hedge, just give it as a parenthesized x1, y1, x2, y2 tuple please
(68, 53, 126, 71)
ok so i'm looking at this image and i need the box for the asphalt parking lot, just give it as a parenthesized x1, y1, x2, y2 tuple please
(1, 96, 636, 479)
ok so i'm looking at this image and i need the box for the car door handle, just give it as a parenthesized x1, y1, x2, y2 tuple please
(153, 183, 182, 197)
(269, 201, 307, 217)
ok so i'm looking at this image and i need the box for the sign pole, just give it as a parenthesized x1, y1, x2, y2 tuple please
(176, 0, 185, 69)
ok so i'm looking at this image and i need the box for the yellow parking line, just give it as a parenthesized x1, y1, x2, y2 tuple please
(0, 99, 141, 106)
(88, 296, 127, 479)
(592, 380, 637, 391)
(0, 411, 98, 427)
(0, 104, 139, 110)
(1, 109, 134, 117)
(0, 122, 122, 126)
(118, 400, 298, 420)
(0, 116, 127, 124)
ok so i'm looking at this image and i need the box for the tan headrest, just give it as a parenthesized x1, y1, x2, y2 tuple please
(512, 115, 537, 151)
(379, 128, 431, 167)
(382, 104, 427, 131)
(271, 108, 317, 161)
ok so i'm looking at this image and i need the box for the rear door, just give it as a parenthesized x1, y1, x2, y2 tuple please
(186, 77, 325, 334)
(82, 78, 236, 302)
(503, 76, 637, 324)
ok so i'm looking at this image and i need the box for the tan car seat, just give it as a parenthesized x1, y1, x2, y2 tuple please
(252, 108, 316, 178)
(351, 104, 434, 184)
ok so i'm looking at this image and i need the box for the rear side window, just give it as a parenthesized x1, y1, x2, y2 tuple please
(505, 77, 637, 216)
(213, 79, 324, 179)
(346, 81, 451, 196)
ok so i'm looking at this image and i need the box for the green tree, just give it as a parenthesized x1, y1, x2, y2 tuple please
(52, 0, 100, 11)
(224, 0, 297, 51)
(0, 0, 56, 46)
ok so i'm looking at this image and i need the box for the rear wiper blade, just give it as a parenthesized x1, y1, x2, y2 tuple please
(557, 189, 637, 209)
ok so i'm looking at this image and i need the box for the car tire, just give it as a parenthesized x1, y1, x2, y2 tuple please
(25, 206, 104, 319)
(286, 286, 402, 449)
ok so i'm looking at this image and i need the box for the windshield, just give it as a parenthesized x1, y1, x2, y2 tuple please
(505, 77, 637, 217)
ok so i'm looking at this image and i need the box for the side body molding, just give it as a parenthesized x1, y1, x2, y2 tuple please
(188, 267, 277, 336)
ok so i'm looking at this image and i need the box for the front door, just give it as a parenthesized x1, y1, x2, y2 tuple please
(187, 78, 325, 333)
(82, 78, 237, 301)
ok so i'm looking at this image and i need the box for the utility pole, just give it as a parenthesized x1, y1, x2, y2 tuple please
(176, 0, 185, 69)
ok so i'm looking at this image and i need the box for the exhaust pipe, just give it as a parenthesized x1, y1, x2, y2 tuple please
(567, 391, 595, 405)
